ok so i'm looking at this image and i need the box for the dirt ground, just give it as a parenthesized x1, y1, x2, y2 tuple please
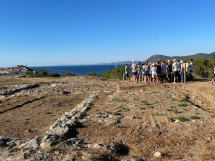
(1, 76, 215, 160)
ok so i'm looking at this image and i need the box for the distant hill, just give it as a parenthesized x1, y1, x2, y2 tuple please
(98, 52, 215, 65)
(146, 52, 215, 63)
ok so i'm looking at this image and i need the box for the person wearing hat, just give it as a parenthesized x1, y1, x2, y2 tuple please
(180, 60, 184, 83)
(172, 59, 178, 83)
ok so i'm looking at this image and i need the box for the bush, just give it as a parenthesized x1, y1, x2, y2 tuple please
(38, 69, 48, 77)
(63, 72, 76, 77)
(87, 71, 97, 76)
(49, 72, 60, 77)
(100, 65, 132, 80)
(177, 116, 186, 122)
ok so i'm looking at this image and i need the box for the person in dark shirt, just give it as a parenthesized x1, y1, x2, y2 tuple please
(156, 61, 161, 83)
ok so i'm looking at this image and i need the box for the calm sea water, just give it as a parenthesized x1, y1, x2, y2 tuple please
(29, 65, 124, 76)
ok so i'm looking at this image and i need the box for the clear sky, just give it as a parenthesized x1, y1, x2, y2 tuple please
(0, 0, 215, 67)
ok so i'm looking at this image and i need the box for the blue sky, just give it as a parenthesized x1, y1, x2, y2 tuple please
(0, 0, 215, 67)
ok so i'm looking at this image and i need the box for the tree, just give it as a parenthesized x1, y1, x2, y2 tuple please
(38, 69, 48, 77)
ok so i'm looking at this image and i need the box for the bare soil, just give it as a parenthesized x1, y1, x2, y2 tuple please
(1, 77, 215, 160)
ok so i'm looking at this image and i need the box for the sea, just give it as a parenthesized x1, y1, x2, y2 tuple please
(29, 65, 124, 76)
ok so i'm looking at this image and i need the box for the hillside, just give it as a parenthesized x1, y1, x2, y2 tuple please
(146, 52, 215, 63)
(102, 52, 215, 65)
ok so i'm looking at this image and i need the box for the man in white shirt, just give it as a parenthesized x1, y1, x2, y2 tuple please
(189, 59, 194, 81)
(172, 59, 178, 83)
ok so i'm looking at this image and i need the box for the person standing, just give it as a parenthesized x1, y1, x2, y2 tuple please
(137, 62, 142, 82)
(172, 59, 178, 83)
(143, 62, 150, 83)
(125, 64, 129, 82)
(161, 61, 166, 83)
(212, 60, 215, 83)
(176, 60, 181, 82)
(156, 61, 161, 83)
(180, 61, 184, 83)
(141, 63, 145, 83)
(131, 60, 137, 83)
(151, 63, 157, 83)
(189, 59, 194, 81)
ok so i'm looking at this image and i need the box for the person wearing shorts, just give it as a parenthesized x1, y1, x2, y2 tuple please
(172, 59, 178, 83)
(143, 62, 150, 83)
(131, 60, 137, 83)
(151, 64, 157, 83)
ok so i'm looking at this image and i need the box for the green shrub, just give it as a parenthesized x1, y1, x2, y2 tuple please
(49, 72, 60, 77)
(178, 99, 187, 102)
(45, 147, 54, 153)
(87, 71, 97, 76)
(115, 124, 123, 128)
(177, 103, 187, 107)
(63, 72, 76, 77)
(112, 112, 120, 115)
(177, 116, 186, 122)
(38, 69, 48, 77)
(190, 116, 200, 119)
(172, 109, 179, 113)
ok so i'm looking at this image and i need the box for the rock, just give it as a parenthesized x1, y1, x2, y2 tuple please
(75, 139, 84, 145)
(7, 142, 16, 149)
(67, 138, 77, 143)
(0, 136, 4, 146)
(93, 143, 103, 148)
(131, 158, 144, 161)
(19, 138, 38, 150)
(154, 152, 162, 158)
(46, 93, 98, 137)
(57, 142, 70, 148)
(40, 135, 56, 150)
(165, 116, 174, 122)
(125, 115, 135, 119)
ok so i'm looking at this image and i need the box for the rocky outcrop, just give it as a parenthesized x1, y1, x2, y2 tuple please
(19, 138, 38, 150)
(0, 84, 38, 98)
(46, 93, 98, 137)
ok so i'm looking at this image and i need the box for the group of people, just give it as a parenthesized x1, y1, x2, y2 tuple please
(125, 59, 194, 84)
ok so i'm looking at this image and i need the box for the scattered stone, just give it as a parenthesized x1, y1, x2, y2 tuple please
(57, 142, 70, 148)
(154, 152, 162, 157)
(75, 139, 84, 145)
(0, 136, 4, 146)
(40, 136, 55, 150)
(93, 143, 103, 148)
(19, 138, 38, 150)
(131, 158, 145, 161)
(46, 93, 98, 137)
(67, 138, 77, 143)
(7, 142, 16, 149)
(125, 115, 135, 119)
(165, 116, 174, 122)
